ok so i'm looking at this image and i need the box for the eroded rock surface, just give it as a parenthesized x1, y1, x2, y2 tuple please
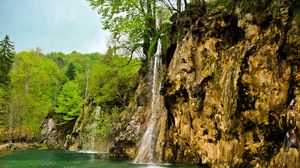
(112, 0, 300, 167)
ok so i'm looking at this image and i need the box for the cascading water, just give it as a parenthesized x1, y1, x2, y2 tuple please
(79, 106, 101, 153)
(134, 39, 162, 164)
(89, 106, 101, 152)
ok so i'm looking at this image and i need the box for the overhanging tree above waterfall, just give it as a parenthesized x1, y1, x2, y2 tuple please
(87, 0, 171, 61)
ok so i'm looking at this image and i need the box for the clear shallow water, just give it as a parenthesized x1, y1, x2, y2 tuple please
(0, 150, 200, 168)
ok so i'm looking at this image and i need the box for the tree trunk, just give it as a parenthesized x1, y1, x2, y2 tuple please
(177, 0, 181, 12)
(184, 0, 187, 7)
(143, 0, 156, 60)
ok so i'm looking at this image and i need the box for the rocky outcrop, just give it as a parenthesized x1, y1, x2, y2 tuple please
(112, 0, 300, 167)
(40, 112, 74, 149)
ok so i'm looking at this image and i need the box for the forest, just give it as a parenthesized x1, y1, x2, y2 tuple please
(0, 39, 140, 142)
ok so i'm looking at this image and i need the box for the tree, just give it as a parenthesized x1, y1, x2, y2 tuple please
(0, 35, 14, 87)
(0, 87, 8, 128)
(87, 0, 161, 61)
(56, 81, 83, 122)
(8, 51, 64, 133)
(0, 35, 14, 129)
(158, 0, 186, 12)
(65, 63, 76, 80)
(89, 53, 140, 108)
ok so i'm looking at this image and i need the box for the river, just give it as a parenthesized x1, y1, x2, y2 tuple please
(0, 150, 201, 168)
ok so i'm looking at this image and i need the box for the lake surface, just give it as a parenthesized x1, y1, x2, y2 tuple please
(0, 150, 200, 168)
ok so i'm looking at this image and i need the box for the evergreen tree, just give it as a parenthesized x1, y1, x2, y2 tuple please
(0, 35, 14, 129)
(0, 35, 15, 87)
(65, 63, 76, 80)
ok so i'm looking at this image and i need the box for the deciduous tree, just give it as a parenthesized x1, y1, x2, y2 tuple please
(56, 81, 83, 122)
(87, 0, 161, 61)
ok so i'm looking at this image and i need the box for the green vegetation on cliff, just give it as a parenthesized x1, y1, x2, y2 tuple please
(0, 45, 140, 141)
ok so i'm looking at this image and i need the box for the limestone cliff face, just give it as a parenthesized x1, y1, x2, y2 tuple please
(112, 0, 300, 167)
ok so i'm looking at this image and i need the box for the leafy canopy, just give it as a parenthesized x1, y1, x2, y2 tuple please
(8, 51, 63, 133)
(87, 0, 171, 60)
(56, 81, 83, 122)
(88, 0, 147, 48)
(89, 53, 141, 107)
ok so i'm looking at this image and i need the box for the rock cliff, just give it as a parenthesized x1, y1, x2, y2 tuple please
(111, 0, 300, 167)
(40, 112, 75, 149)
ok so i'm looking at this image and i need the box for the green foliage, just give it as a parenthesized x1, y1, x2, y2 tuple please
(8, 51, 63, 133)
(294, 5, 300, 28)
(87, 0, 172, 60)
(148, 33, 160, 58)
(88, 0, 149, 50)
(0, 88, 6, 105)
(56, 81, 83, 122)
(48, 52, 103, 95)
(0, 35, 14, 87)
(96, 107, 118, 138)
(1, 48, 140, 139)
(206, 0, 233, 15)
(65, 63, 76, 80)
(239, 0, 260, 12)
(0, 87, 8, 128)
(89, 54, 141, 107)
(39, 143, 49, 150)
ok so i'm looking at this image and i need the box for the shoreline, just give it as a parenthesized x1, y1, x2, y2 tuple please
(0, 142, 40, 157)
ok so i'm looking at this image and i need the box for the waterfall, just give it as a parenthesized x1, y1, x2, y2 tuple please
(79, 106, 101, 153)
(134, 39, 162, 163)
(90, 106, 101, 152)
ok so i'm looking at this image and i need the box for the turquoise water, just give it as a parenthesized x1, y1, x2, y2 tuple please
(0, 150, 200, 168)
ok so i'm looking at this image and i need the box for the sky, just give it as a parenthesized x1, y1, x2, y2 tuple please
(0, 0, 109, 54)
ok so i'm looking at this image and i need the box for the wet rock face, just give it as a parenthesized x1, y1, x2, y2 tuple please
(162, 0, 300, 167)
